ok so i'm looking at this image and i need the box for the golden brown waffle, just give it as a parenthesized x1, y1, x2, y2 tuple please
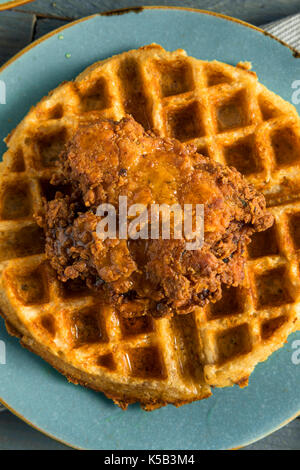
(0, 45, 299, 409)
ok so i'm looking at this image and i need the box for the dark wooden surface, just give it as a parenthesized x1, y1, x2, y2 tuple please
(0, 0, 299, 451)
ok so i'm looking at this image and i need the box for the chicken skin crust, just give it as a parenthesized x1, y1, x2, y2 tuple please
(40, 116, 273, 317)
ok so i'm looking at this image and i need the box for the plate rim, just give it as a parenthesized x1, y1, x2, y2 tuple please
(0, 6, 299, 450)
(1, 5, 299, 75)
(0, 0, 34, 11)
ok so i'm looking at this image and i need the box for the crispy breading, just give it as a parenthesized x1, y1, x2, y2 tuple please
(41, 116, 273, 316)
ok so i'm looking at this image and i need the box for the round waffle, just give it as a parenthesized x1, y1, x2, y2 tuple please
(0, 45, 299, 409)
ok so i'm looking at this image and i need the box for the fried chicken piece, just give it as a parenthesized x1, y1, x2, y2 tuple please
(40, 116, 273, 317)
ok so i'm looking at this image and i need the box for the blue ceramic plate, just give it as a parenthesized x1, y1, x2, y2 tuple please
(0, 8, 299, 450)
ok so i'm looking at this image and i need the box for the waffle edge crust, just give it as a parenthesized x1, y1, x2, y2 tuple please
(0, 45, 299, 410)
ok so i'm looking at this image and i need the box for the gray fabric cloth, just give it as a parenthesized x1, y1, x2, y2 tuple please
(0, 12, 298, 415)
(262, 13, 300, 52)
